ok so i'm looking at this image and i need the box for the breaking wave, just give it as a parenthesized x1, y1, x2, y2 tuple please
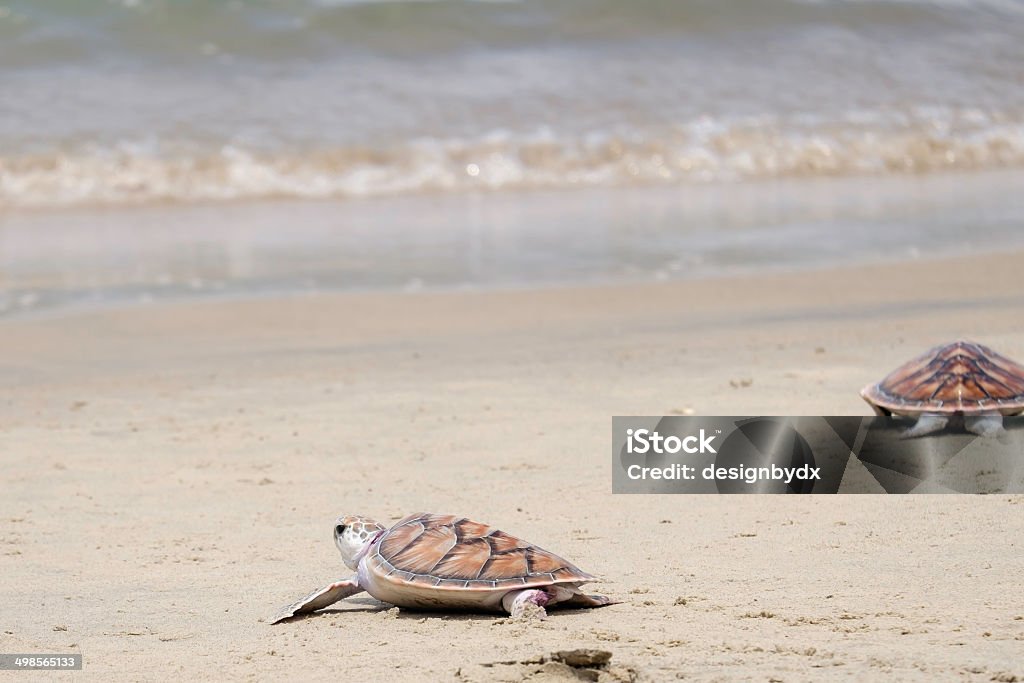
(3, 108, 1024, 208)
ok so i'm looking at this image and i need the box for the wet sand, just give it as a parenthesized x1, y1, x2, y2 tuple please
(1, 250, 1023, 681)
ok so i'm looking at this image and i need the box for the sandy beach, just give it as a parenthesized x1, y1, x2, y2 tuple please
(2, 248, 1023, 681)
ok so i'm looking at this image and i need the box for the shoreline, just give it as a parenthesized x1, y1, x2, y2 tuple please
(4, 169, 1024, 322)
(4, 244, 1022, 332)
(0, 241, 1015, 325)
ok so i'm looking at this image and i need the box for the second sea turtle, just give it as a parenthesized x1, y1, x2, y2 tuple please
(860, 340, 1024, 437)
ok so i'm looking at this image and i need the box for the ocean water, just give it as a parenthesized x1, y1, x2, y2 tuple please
(2, 0, 1024, 206)
(1, 0, 1024, 316)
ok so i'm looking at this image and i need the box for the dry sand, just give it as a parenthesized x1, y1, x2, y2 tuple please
(2, 250, 1023, 681)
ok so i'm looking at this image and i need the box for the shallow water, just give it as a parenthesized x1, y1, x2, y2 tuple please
(3, 171, 1023, 319)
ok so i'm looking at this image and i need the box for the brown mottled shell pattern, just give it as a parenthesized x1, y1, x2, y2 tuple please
(861, 341, 1024, 416)
(369, 513, 595, 591)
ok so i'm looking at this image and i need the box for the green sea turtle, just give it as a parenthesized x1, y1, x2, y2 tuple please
(860, 340, 1024, 437)
(271, 513, 615, 623)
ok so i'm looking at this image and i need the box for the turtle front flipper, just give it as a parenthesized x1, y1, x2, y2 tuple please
(271, 577, 363, 624)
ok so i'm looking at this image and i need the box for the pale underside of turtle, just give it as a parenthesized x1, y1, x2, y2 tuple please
(860, 340, 1024, 437)
(271, 512, 615, 623)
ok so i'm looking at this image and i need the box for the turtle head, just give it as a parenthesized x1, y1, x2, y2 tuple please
(333, 515, 385, 570)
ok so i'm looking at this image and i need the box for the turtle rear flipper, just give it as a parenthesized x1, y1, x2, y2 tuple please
(900, 413, 949, 439)
(559, 592, 619, 609)
(501, 584, 617, 619)
(271, 577, 362, 624)
(965, 414, 1005, 438)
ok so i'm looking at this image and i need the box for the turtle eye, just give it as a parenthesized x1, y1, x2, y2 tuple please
(335, 524, 345, 536)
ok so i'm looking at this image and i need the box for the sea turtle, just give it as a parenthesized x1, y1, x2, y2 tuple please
(271, 512, 615, 623)
(860, 340, 1024, 438)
